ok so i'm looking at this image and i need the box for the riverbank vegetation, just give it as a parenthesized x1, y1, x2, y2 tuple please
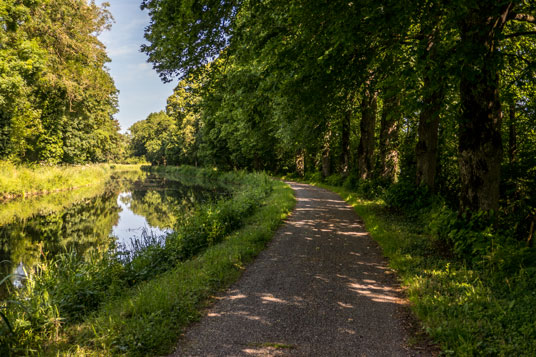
(1, 168, 294, 355)
(0, 162, 141, 201)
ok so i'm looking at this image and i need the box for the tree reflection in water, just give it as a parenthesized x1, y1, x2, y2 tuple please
(0, 173, 222, 297)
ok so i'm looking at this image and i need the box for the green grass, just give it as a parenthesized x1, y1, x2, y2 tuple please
(301, 181, 536, 356)
(53, 179, 295, 356)
(0, 161, 141, 200)
(0, 180, 111, 226)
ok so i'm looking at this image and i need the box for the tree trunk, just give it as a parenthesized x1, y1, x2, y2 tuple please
(358, 81, 377, 180)
(378, 93, 400, 183)
(415, 80, 442, 189)
(321, 129, 332, 178)
(295, 149, 305, 176)
(340, 109, 351, 175)
(415, 31, 444, 190)
(508, 104, 517, 164)
(457, 6, 510, 212)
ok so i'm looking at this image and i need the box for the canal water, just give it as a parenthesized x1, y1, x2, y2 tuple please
(0, 170, 222, 293)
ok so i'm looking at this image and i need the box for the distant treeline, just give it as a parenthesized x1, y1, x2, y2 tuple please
(0, 0, 124, 164)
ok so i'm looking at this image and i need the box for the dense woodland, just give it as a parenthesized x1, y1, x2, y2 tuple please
(0, 0, 123, 164)
(128, 0, 536, 252)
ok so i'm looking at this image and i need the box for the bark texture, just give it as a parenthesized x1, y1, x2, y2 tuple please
(358, 81, 377, 180)
(340, 109, 351, 175)
(321, 129, 332, 178)
(379, 94, 400, 182)
(415, 32, 444, 190)
(457, 5, 510, 212)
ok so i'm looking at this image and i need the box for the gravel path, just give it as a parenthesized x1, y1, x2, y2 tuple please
(171, 182, 432, 357)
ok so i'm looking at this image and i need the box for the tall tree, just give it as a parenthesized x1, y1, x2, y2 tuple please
(452, 1, 536, 212)
(0, 0, 120, 164)
(357, 77, 378, 180)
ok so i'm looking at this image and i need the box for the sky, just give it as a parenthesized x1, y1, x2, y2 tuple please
(98, 0, 175, 133)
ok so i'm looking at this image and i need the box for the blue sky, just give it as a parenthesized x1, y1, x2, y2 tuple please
(98, 0, 175, 133)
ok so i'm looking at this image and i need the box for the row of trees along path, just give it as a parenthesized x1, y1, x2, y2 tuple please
(171, 183, 435, 357)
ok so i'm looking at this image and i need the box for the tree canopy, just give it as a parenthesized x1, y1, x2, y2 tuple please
(0, 0, 121, 164)
(133, 0, 536, 250)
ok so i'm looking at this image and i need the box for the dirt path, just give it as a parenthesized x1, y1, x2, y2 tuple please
(171, 182, 431, 356)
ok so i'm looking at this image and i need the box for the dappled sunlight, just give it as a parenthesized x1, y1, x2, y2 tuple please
(225, 310, 273, 326)
(227, 293, 247, 300)
(347, 282, 407, 305)
(314, 274, 330, 282)
(337, 302, 354, 308)
(241, 347, 286, 356)
(339, 231, 368, 237)
(338, 327, 357, 335)
(176, 182, 417, 356)
(260, 294, 288, 304)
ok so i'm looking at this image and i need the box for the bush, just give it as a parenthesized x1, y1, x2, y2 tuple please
(383, 180, 436, 211)
(342, 173, 359, 190)
(355, 179, 385, 200)
(304, 171, 322, 183)
(324, 174, 344, 187)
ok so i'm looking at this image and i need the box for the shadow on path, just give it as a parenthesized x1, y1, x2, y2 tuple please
(171, 182, 432, 357)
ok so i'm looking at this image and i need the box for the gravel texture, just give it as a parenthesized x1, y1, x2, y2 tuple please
(170, 182, 433, 357)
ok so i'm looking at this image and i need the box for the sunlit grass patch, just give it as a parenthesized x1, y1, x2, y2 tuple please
(0, 162, 142, 200)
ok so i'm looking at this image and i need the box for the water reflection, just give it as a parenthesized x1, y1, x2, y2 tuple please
(0, 172, 221, 296)
(112, 192, 171, 249)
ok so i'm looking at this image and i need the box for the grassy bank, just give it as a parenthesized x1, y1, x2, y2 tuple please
(0, 169, 145, 226)
(0, 162, 141, 201)
(297, 178, 536, 356)
(2, 169, 295, 356)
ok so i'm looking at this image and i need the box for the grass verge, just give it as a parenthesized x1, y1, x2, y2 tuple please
(57, 179, 295, 356)
(0, 162, 141, 201)
(300, 180, 536, 356)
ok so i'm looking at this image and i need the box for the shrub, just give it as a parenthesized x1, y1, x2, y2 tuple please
(304, 171, 322, 183)
(383, 180, 436, 211)
(342, 173, 360, 190)
(324, 174, 344, 187)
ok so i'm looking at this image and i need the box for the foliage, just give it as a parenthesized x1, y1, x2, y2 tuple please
(383, 180, 437, 213)
(0, 0, 121, 164)
(129, 111, 178, 165)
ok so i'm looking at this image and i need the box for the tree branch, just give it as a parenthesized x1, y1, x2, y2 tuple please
(504, 31, 536, 38)
(501, 52, 533, 65)
(508, 13, 536, 23)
